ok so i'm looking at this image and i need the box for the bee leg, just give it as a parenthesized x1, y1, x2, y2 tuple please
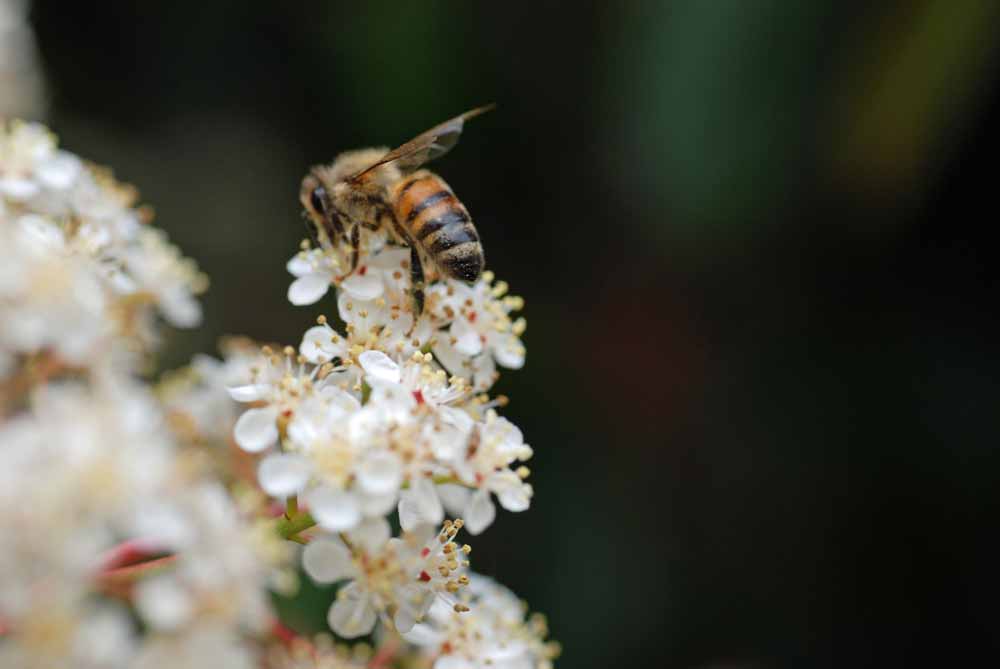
(349, 224, 360, 272)
(388, 213, 426, 321)
(409, 244, 425, 317)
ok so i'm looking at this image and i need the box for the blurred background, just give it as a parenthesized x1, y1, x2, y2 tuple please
(7, 0, 1000, 666)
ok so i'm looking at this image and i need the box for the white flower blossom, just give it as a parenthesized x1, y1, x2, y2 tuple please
(403, 574, 560, 669)
(427, 271, 526, 392)
(0, 378, 272, 667)
(302, 519, 473, 638)
(1, 115, 557, 668)
(0, 120, 207, 368)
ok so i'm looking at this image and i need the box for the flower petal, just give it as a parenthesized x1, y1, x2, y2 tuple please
(328, 582, 377, 638)
(233, 407, 278, 452)
(134, 577, 193, 632)
(258, 453, 311, 498)
(358, 450, 402, 495)
(435, 483, 472, 517)
(286, 253, 314, 277)
(340, 270, 384, 301)
(307, 486, 361, 531)
(464, 489, 496, 535)
(226, 383, 269, 402)
(288, 273, 331, 305)
(358, 350, 400, 384)
(300, 325, 344, 363)
(302, 538, 354, 584)
(435, 655, 477, 669)
(451, 317, 484, 356)
(398, 477, 444, 532)
(36, 151, 82, 190)
(347, 517, 391, 553)
(401, 622, 442, 646)
(393, 583, 434, 633)
(492, 334, 526, 369)
(497, 481, 532, 513)
(0, 178, 40, 201)
(358, 489, 399, 517)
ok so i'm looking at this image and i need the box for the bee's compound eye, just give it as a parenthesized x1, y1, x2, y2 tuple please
(310, 186, 327, 214)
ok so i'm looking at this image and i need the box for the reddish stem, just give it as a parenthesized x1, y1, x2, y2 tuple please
(369, 638, 399, 669)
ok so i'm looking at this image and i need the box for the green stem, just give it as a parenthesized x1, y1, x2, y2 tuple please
(275, 478, 470, 542)
(276, 510, 316, 541)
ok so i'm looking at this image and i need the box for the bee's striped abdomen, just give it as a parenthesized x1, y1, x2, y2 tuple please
(392, 172, 484, 283)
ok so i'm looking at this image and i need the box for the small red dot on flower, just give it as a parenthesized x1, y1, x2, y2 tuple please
(412, 390, 425, 404)
(421, 547, 430, 557)
(419, 570, 431, 582)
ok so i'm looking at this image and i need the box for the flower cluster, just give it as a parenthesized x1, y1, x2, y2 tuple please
(0, 117, 558, 669)
(0, 121, 275, 669)
(0, 120, 206, 373)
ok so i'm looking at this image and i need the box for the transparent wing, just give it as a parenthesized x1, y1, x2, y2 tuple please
(349, 104, 495, 181)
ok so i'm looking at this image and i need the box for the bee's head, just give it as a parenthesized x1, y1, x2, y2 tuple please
(300, 172, 327, 221)
(300, 171, 344, 245)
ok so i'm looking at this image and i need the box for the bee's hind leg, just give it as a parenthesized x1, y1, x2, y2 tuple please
(388, 214, 426, 321)
(349, 224, 361, 272)
(409, 244, 425, 318)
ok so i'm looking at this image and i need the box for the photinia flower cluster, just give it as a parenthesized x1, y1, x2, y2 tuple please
(0, 118, 558, 669)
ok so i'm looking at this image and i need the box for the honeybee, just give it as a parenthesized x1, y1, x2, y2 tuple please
(300, 105, 493, 314)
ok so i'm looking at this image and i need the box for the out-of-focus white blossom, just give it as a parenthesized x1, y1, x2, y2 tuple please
(0, 120, 207, 368)
(0, 0, 45, 120)
(0, 379, 272, 667)
(158, 337, 261, 445)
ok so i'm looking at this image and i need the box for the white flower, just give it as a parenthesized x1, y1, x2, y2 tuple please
(285, 234, 400, 306)
(157, 338, 260, 444)
(0, 121, 65, 201)
(118, 228, 206, 328)
(403, 574, 559, 669)
(0, 377, 273, 666)
(227, 345, 337, 452)
(287, 248, 338, 306)
(302, 519, 473, 638)
(428, 272, 526, 392)
(0, 214, 110, 365)
(1, 120, 206, 364)
(299, 291, 429, 370)
(436, 413, 534, 535)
